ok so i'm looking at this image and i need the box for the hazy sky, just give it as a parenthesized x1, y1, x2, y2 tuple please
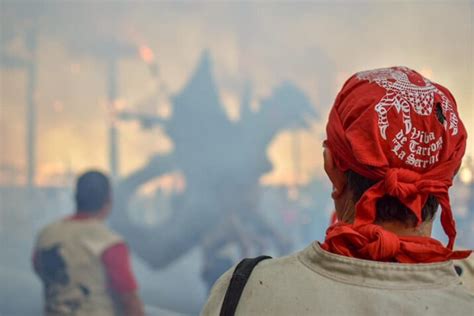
(1, 1, 472, 186)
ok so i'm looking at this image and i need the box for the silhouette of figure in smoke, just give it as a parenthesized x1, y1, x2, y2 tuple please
(111, 51, 317, 272)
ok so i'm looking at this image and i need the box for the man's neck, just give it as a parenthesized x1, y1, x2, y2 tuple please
(72, 211, 104, 221)
(380, 221, 433, 237)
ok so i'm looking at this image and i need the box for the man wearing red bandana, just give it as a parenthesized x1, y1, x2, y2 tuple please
(202, 67, 474, 315)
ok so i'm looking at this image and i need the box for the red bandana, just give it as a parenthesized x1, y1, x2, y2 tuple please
(321, 67, 471, 263)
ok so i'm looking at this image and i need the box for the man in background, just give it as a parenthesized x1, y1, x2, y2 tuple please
(33, 170, 144, 316)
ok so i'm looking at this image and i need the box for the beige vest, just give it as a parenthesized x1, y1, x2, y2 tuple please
(35, 218, 123, 316)
(202, 243, 474, 316)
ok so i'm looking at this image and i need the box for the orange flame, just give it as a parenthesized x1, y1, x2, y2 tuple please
(52, 100, 64, 113)
(139, 45, 154, 64)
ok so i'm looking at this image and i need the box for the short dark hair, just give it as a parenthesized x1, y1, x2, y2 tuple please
(346, 170, 439, 226)
(75, 171, 111, 213)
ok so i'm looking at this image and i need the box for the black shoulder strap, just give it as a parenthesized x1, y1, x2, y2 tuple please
(219, 255, 272, 316)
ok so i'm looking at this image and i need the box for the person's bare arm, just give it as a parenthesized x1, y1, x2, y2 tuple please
(117, 291, 145, 316)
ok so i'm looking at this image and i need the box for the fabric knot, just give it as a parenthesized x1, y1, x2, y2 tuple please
(384, 168, 421, 199)
(357, 224, 400, 261)
(321, 222, 471, 263)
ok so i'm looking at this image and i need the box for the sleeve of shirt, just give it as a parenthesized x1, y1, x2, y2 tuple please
(101, 242, 138, 293)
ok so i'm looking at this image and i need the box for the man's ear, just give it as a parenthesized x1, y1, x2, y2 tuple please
(323, 146, 347, 199)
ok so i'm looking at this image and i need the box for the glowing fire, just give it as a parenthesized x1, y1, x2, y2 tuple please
(139, 45, 154, 64)
(52, 100, 64, 113)
(138, 172, 186, 196)
(70, 63, 81, 74)
(459, 166, 473, 185)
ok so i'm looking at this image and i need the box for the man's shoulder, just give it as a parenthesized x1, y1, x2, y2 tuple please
(201, 250, 305, 316)
(245, 251, 304, 278)
(36, 218, 68, 240)
(38, 217, 119, 236)
(36, 218, 124, 254)
(222, 250, 303, 284)
(80, 221, 124, 254)
(455, 252, 474, 294)
(84, 219, 122, 238)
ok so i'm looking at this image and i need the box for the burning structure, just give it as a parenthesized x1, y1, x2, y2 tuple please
(111, 52, 317, 273)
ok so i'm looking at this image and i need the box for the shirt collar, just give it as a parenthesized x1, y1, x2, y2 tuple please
(67, 213, 98, 221)
(297, 242, 462, 290)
